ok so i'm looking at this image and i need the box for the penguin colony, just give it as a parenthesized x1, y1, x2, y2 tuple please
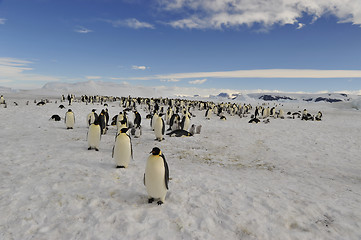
(2, 93, 324, 205)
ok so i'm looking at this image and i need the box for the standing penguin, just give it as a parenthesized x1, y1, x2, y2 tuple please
(144, 147, 169, 205)
(99, 110, 107, 134)
(87, 109, 98, 126)
(87, 119, 101, 151)
(133, 110, 141, 128)
(154, 113, 165, 141)
(65, 109, 75, 129)
(112, 128, 133, 168)
(180, 113, 191, 131)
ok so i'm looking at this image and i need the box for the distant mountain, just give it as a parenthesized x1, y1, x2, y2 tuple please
(1, 81, 357, 106)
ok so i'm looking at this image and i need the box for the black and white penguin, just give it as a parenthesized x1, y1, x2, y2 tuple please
(0, 95, 5, 104)
(248, 117, 260, 124)
(87, 109, 98, 126)
(180, 113, 191, 131)
(168, 113, 180, 131)
(65, 109, 75, 129)
(165, 107, 173, 125)
(166, 129, 193, 137)
(50, 114, 61, 121)
(315, 111, 322, 121)
(87, 119, 101, 151)
(189, 124, 196, 135)
(133, 110, 141, 128)
(154, 113, 165, 141)
(144, 147, 169, 205)
(99, 110, 107, 134)
(112, 128, 133, 168)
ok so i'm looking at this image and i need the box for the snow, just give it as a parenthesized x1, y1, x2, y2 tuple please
(1, 86, 361, 240)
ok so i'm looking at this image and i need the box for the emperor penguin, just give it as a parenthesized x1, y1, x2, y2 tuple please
(87, 119, 101, 151)
(205, 108, 211, 120)
(0, 95, 5, 104)
(154, 113, 165, 141)
(151, 111, 159, 131)
(166, 107, 173, 125)
(180, 113, 191, 131)
(112, 128, 133, 168)
(144, 147, 169, 205)
(315, 111, 322, 121)
(133, 110, 141, 128)
(87, 109, 98, 126)
(189, 124, 196, 135)
(65, 109, 75, 129)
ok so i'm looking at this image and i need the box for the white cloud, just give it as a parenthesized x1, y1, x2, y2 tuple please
(160, 78, 180, 82)
(296, 23, 305, 29)
(189, 79, 207, 84)
(74, 26, 93, 34)
(0, 57, 60, 88)
(0, 18, 6, 24)
(86, 76, 102, 80)
(158, 0, 361, 29)
(102, 18, 155, 29)
(132, 65, 149, 70)
(124, 69, 361, 81)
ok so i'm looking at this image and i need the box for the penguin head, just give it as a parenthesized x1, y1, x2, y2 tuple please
(92, 109, 96, 112)
(120, 128, 129, 133)
(68, 109, 72, 112)
(151, 147, 161, 156)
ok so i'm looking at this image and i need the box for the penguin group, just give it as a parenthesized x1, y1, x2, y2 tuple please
(4, 92, 328, 206)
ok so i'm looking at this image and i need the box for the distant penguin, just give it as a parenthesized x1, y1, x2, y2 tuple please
(65, 109, 75, 129)
(166, 129, 193, 137)
(50, 114, 61, 121)
(112, 128, 133, 168)
(189, 124, 196, 135)
(144, 147, 169, 205)
(220, 115, 227, 120)
(195, 125, 202, 134)
(166, 107, 173, 125)
(87, 119, 101, 151)
(59, 104, 65, 109)
(180, 114, 190, 130)
(154, 114, 165, 141)
(0, 95, 5, 104)
(205, 108, 211, 120)
(99, 110, 107, 134)
(248, 117, 260, 124)
(134, 126, 142, 138)
(169, 114, 180, 131)
(151, 111, 159, 130)
(315, 111, 322, 121)
(133, 110, 141, 128)
(87, 109, 98, 126)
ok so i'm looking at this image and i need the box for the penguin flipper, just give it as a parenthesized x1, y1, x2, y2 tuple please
(143, 173, 146, 186)
(129, 135, 133, 160)
(161, 154, 169, 190)
(112, 145, 114, 158)
(161, 118, 165, 135)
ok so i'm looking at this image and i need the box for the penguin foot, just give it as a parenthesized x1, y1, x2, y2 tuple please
(148, 198, 154, 203)
(116, 166, 125, 168)
(88, 147, 91, 150)
(157, 201, 164, 205)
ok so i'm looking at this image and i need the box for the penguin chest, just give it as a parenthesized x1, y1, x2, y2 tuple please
(88, 125, 101, 147)
(145, 156, 167, 198)
(113, 134, 131, 167)
(154, 118, 163, 139)
(65, 113, 75, 127)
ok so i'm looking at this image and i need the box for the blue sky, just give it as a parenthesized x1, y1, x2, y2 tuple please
(0, 0, 361, 93)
